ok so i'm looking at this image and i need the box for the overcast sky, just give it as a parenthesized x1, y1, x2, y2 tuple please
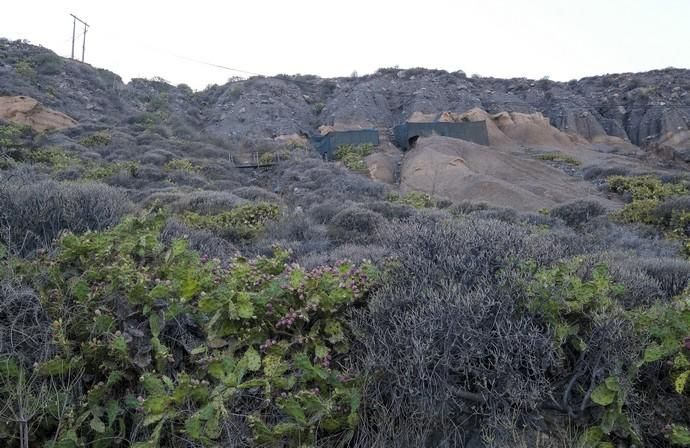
(2, 0, 689, 90)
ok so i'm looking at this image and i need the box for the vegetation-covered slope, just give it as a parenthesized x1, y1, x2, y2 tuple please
(1, 38, 690, 448)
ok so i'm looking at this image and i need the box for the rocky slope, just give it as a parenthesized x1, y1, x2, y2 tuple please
(2, 39, 688, 150)
(0, 38, 688, 210)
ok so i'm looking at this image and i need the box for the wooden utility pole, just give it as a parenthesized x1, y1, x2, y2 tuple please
(71, 16, 76, 59)
(69, 14, 89, 62)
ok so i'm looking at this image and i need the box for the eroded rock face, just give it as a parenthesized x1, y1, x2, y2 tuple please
(0, 95, 77, 131)
(0, 39, 687, 158)
(399, 135, 617, 212)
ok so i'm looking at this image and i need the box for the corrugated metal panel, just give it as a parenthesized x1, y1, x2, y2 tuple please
(311, 129, 380, 158)
(393, 120, 490, 150)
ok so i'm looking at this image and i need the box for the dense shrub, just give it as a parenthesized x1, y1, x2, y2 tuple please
(550, 200, 607, 227)
(0, 275, 52, 365)
(232, 185, 282, 203)
(327, 207, 385, 244)
(78, 132, 112, 148)
(332, 144, 374, 172)
(352, 217, 653, 446)
(308, 200, 352, 225)
(183, 202, 281, 241)
(163, 158, 200, 173)
(0, 180, 132, 255)
(363, 200, 415, 221)
(0, 214, 377, 447)
(169, 190, 247, 215)
(353, 217, 558, 445)
(385, 191, 435, 208)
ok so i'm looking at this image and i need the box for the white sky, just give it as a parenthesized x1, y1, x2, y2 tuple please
(1, 0, 689, 90)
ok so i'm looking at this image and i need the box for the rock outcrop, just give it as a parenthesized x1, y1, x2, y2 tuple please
(0, 95, 77, 131)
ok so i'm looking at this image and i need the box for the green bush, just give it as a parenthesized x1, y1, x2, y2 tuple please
(537, 152, 581, 165)
(31, 52, 63, 75)
(608, 175, 690, 254)
(333, 144, 374, 172)
(14, 60, 36, 82)
(0, 212, 377, 447)
(79, 132, 112, 148)
(0, 123, 29, 149)
(183, 202, 281, 240)
(386, 191, 436, 209)
(83, 160, 139, 180)
(164, 158, 200, 173)
(608, 175, 688, 202)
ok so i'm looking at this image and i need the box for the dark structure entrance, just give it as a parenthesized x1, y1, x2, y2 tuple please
(393, 120, 490, 150)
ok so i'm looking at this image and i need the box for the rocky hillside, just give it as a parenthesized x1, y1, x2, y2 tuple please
(1, 38, 689, 158)
(5, 37, 690, 448)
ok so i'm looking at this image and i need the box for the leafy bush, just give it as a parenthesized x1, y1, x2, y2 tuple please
(0, 213, 377, 447)
(0, 180, 132, 255)
(183, 202, 280, 241)
(385, 191, 436, 209)
(78, 132, 112, 148)
(608, 175, 690, 254)
(0, 123, 28, 149)
(332, 144, 373, 172)
(163, 158, 200, 173)
(608, 175, 688, 202)
(83, 160, 139, 180)
(14, 60, 36, 81)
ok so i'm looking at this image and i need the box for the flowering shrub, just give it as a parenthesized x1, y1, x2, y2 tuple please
(0, 212, 377, 447)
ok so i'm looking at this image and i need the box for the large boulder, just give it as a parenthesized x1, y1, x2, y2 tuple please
(0, 95, 77, 131)
(399, 135, 615, 211)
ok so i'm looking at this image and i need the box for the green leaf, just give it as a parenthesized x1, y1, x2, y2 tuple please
(180, 273, 200, 300)
(671, 424, 690, 445)
(604, 376, 620, 393)
(141, 374, 165, 394)
(106, 399, 120, 427)
(149, 313, 162, 338)
(235, 292, 254, 319)
(205, 410, 221, 439)
(315, 344, 329, 359)
(0, 242, 7, 259)
(243, 347, 261, 372)
(643, 343, 668, 363)
(676, 370, 690, 394)
(591, 383, 616, 406)
(143, 395, 170, 415)
(37, 356, 83, 376)
(577, 426, 604, 448)
(324, 320, 345, 344)
(90, 416, 106, 433)
(279, 397, 307, 425)
(71, 279, 90, 301)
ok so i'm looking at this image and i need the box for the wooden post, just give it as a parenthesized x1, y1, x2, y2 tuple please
(71, 16, 76, 59)
(69, 14, 89, 62)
